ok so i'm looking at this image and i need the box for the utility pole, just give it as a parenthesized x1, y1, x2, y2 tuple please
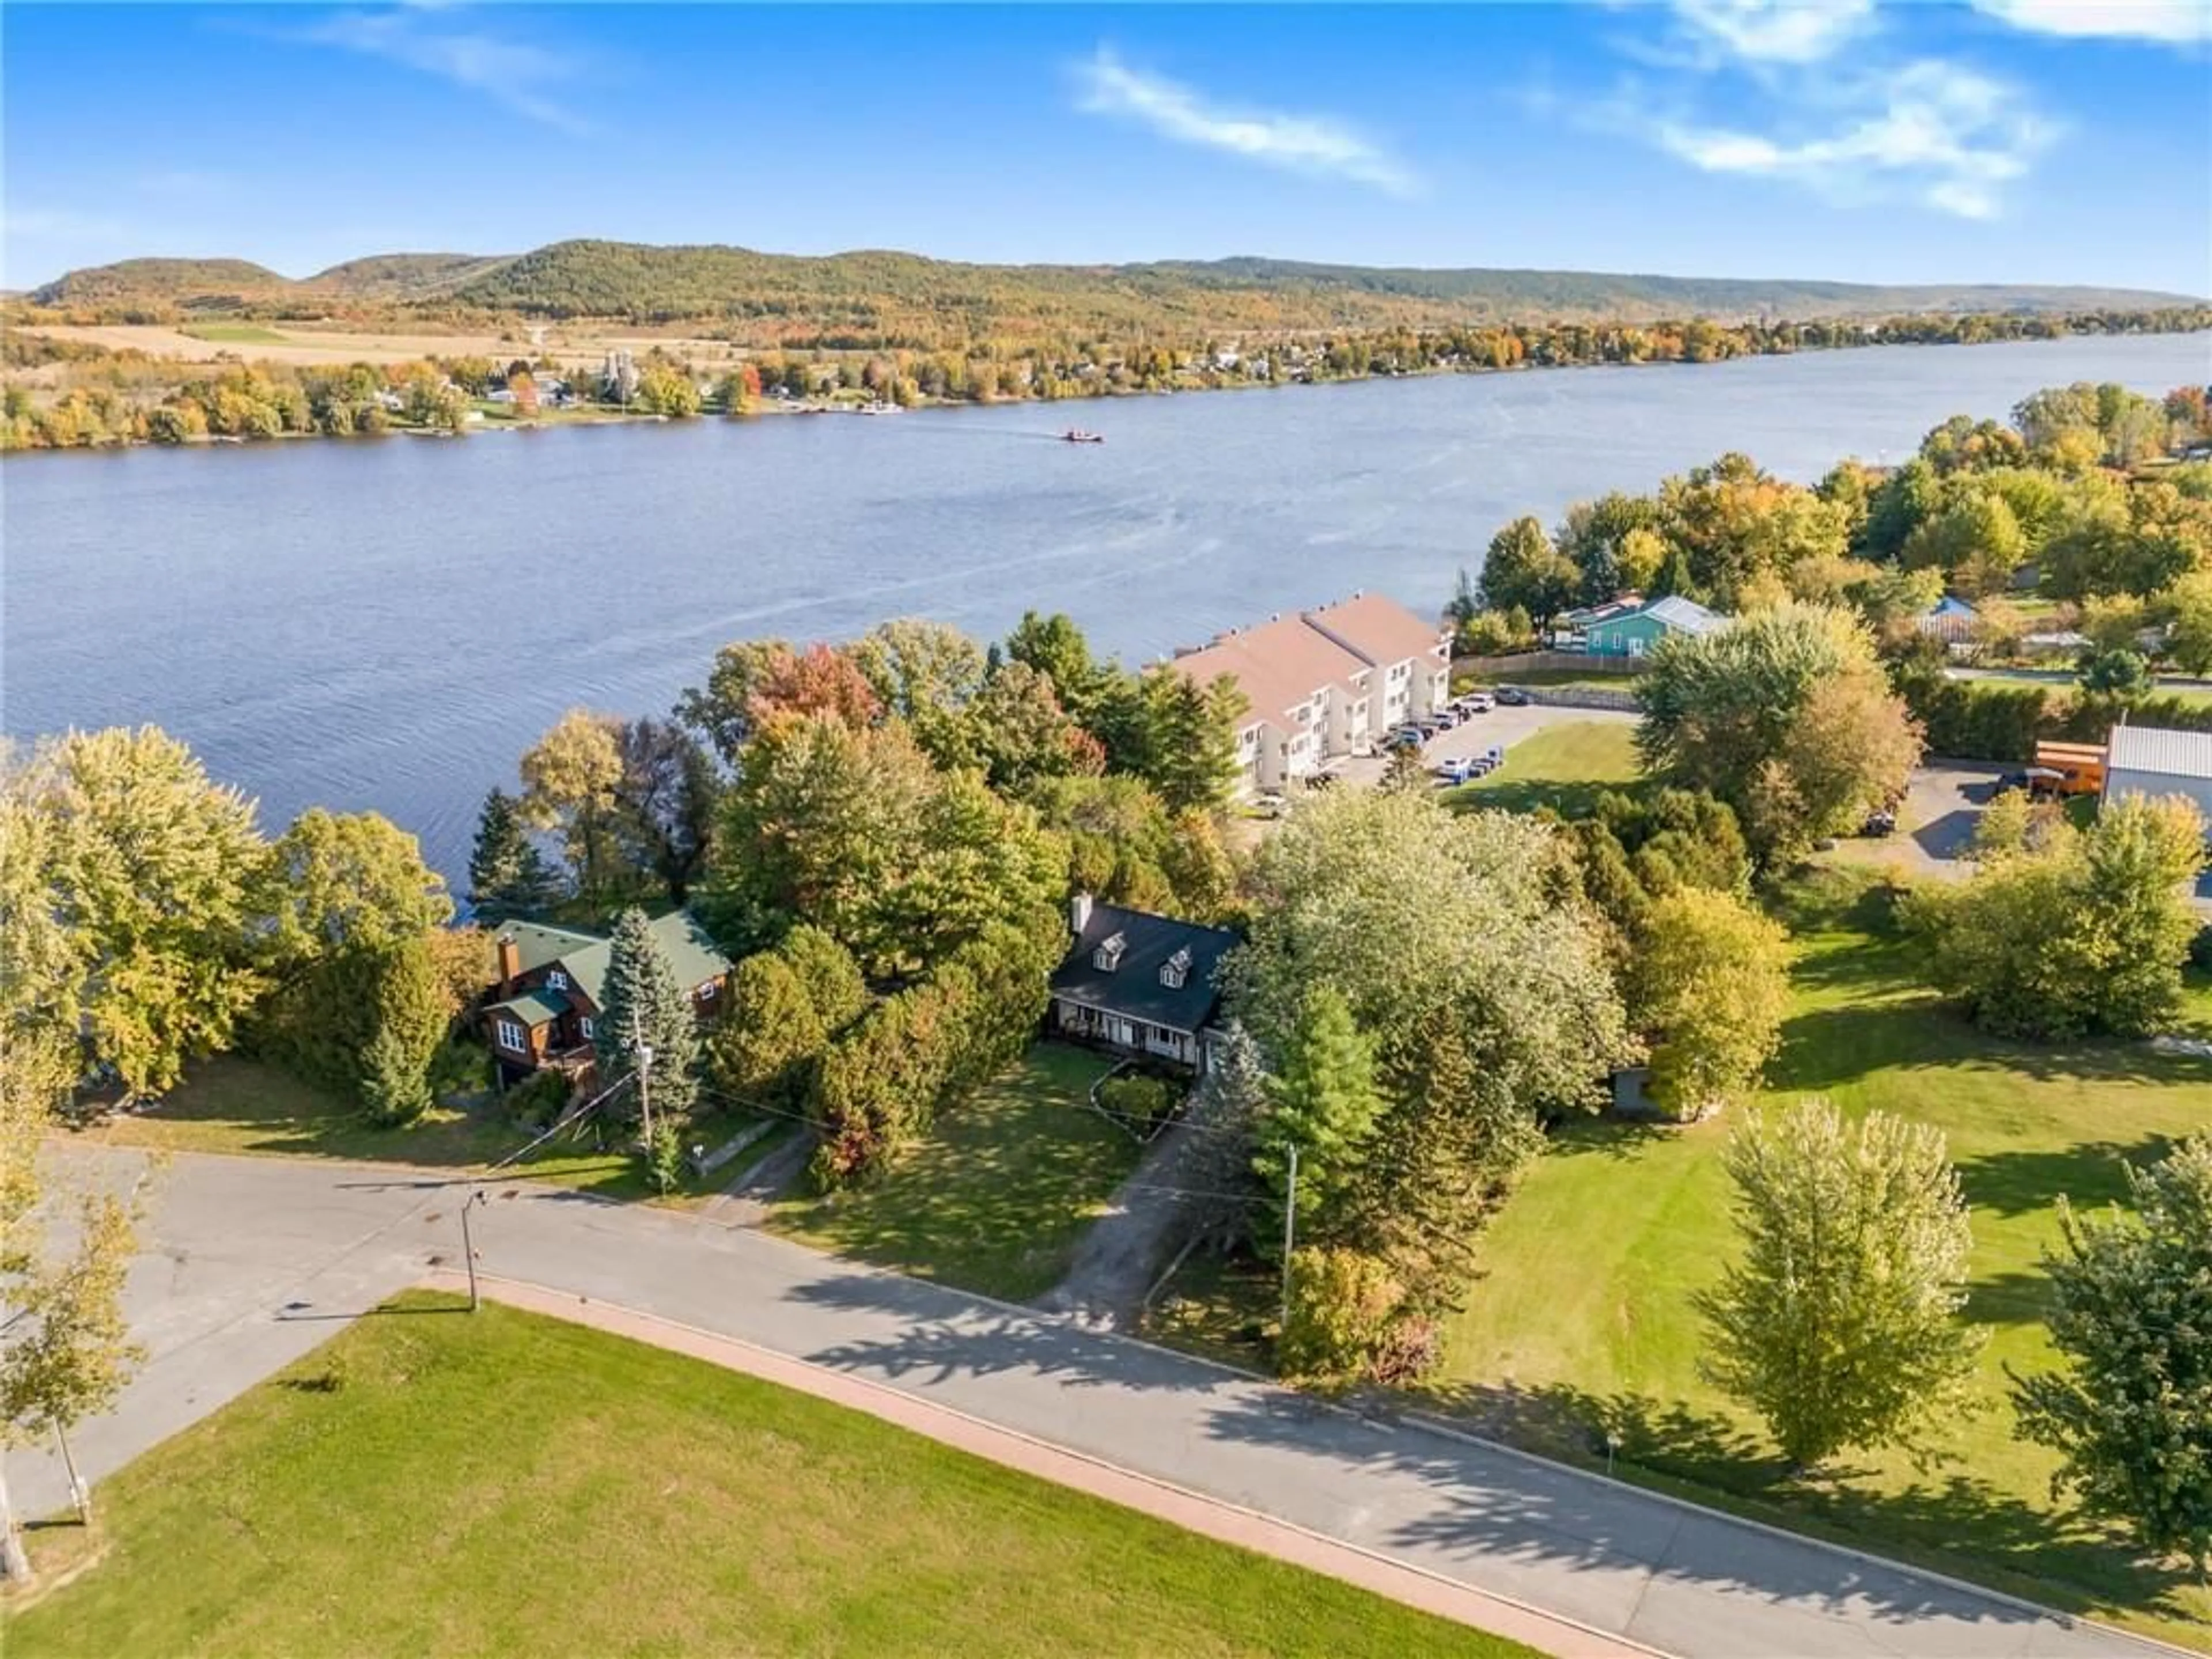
(634, 1040, 654, 1145)
(460, 1187, 486, 1312)
(1278, 1144, 1299, 1332)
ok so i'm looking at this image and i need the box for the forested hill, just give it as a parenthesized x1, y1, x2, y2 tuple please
(26, 239, 2205, 336)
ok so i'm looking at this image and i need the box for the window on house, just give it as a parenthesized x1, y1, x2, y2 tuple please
(546, 969, 568, 990)
(579, 1016, 596, 1040)
(697, 980, 718, 1001)
(1093, 932, 1127, 972)
(495, 1019, 526, 1051)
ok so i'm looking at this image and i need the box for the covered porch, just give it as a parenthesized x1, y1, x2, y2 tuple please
(1051, 999, 1202, 1069)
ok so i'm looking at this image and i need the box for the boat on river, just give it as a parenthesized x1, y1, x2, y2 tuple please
(1060, 429, 1104, 444)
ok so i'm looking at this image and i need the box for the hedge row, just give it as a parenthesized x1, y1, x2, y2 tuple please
(1902, 673, 2212, 763)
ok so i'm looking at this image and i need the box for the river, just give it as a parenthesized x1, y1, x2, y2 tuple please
(7, 332, 2209, 880)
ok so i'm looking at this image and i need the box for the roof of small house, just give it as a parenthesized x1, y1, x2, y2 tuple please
(1929, 596, 1979, 618)
(486, 987, 570, 1028)
(1631, 594, 1727, 636)
(554, 910, 733, 1009)
(1303, 592, 1447, 668)
(1172, 614, 1370, 725)
(2108, 724, 2212, 782)
(497, 920, 604, 978)
(1558, 596, 1645, 629)
(1050, 903, 1240, 1035)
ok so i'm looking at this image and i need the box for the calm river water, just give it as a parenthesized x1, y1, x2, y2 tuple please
(7, 332, 2209, 879)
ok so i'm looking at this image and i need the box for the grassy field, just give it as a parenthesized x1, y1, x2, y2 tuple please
(771, 1043, 1141, 1301)
(1429, 869, 2212, 1646)
(74, 1055, 745, 1204)
(9, 1296, 1530, 1659)
(1448, 720, 1643, 816)
(178, 321, 291, 344)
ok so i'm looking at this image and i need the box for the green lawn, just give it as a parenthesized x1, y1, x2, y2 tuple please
(77, 1055, 741, 1204)
(9, 1296, 1531, 1659)
(771, 1043, 1141, 1301)
(1448, 720, 1642, 816)
(179, 322, 289, 344)
(1429, 869, 2212, 1647)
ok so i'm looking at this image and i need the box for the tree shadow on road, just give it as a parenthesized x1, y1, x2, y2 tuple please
(787, 1269, 1229, 1396)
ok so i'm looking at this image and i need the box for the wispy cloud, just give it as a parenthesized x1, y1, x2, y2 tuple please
(282, 7, 589, 133)
(1647, 60, 2054, 219)
(1074, 47, 1419, 197)
(1969, 0, 2212, 46)
(1667, 0, 1877, 65)
(1566, 3, 2057, 220)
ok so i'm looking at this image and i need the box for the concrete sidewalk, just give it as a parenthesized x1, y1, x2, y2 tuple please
(12, 1147, 2168, 1659)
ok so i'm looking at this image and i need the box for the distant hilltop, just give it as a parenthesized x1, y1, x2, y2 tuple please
(23, 240, 2208, 335)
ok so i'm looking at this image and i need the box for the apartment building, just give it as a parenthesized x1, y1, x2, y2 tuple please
(1171, 591, 1449, 793)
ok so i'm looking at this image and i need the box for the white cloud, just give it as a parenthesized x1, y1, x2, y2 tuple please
(287, 9, 589, 133)
(1668, 0, 1877, 65)
(1074, 47, 1419, 196)
(1969, 1, 2212, 45)
(1647, 59, 2054, 219)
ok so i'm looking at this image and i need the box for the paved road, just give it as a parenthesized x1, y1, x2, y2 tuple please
(14, 1148, 2160, 1659)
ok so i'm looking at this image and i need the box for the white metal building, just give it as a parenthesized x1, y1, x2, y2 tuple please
(2103, 724, 2212, 829)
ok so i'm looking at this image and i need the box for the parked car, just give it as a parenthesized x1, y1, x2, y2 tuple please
(1433, 707, 1464, 729)
(1435, 756, 1479, 785)
(1457, 692, 1495, 714)
(1387, 724, 1426, 748)
(1495, 686, 1532, 706)
(1253, 791, 1289, 819)
(1859, 806, 1897, 837)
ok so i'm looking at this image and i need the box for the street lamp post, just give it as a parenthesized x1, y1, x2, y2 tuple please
(634, 1040, 654, 1145)
(460, 1187, 487, 1312)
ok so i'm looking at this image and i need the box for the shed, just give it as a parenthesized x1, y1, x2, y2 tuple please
(2103, 725, 2212, 831)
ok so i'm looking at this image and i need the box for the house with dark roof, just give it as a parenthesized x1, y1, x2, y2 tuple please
(1048, 895, 1239, 1071)
(481, 910, 733, 1083)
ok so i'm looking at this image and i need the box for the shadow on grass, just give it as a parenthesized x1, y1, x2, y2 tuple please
(1545, 1118, 1683, 1162)
(1955, 1134, 2181, 1220)
(772, 1046, 1137, 1303)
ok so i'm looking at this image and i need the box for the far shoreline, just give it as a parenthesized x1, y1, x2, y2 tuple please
(7, 325, 2209, 461)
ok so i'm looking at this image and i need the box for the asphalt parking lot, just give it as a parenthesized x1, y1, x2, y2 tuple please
(1324, 698, 1637, 791)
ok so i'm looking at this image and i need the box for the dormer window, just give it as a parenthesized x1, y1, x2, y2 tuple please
(1093, 932, 1127, 972)
(1160, 947, 1192, 990)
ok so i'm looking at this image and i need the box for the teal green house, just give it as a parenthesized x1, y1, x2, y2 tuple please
(1583, 595, 1726, 658)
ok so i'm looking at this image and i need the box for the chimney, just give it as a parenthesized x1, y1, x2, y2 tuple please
(495, 934, 521, 991)
(1070, 893, 1093, 938)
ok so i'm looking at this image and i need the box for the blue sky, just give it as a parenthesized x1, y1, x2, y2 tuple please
(6, 3, 2209, 293)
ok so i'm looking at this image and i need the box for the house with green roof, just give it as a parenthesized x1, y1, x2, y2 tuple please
(481, 911, 733, 1083)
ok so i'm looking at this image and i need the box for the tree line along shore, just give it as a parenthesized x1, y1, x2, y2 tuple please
(5, 296, 2208, 453)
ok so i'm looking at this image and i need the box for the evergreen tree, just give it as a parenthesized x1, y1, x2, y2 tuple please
(357, 937, 446, 1125)
(592, 908, 699, 1120)
(1253, 986, 1384, 1248)
(467, 787, 557, 919)
(1141, 666, 1247, 816)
